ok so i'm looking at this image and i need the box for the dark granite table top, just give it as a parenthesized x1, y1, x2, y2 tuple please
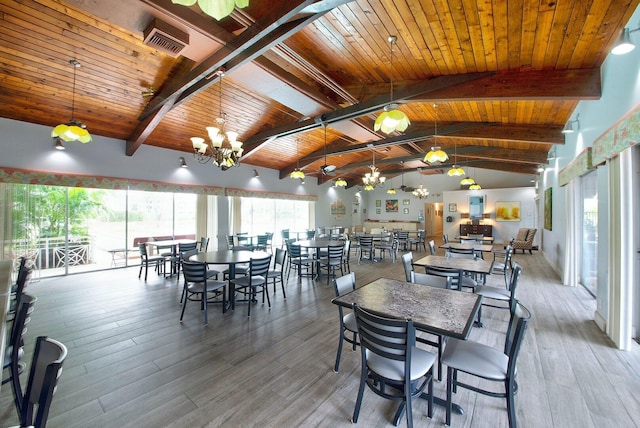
(413, 255, 494, 275)
(440, 242, 495, 252)
(332, 277, 482, 340)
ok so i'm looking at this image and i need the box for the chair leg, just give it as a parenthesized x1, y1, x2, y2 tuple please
(179, 291, 188, 322)
(506, 378, 517, 428)
(351, 361, 367, 423)
(334, 329, 345, 373)
(203, 290, 208, 325)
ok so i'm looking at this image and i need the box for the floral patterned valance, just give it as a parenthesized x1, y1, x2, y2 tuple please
(559, 148, 594, 187)
(225, 187, 317, 201)
(0, 167, 225, 195)
(592, 102, 640, 166)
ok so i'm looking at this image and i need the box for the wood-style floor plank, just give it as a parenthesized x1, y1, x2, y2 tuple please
(1, 243, 639, 428)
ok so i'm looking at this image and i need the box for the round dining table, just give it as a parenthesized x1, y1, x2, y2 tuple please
(190, 250, 271, 310)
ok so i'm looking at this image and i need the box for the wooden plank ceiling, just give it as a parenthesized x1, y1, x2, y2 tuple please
(1, 0, 637, 186)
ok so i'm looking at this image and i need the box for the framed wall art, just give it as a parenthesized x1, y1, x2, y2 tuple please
(403, 208, 409, 214)
(544, 188, 552, 230)
(375, 199, 381, 207)
(449, 203, 457, 212)
(386, 199, 398, 212)
(495, 201, 521, 221)
(403, 199, 410, 205)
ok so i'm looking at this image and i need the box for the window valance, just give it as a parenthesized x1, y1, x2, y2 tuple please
(225, 187, 317, 201)
(0, 167, 225, 195)
(592, 102, 640, 166)
(558, 148, 594, 187)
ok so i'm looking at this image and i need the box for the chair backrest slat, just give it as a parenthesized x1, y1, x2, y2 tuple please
(410, 271, 449, 289)
(250, 255, 272, 278)
(401, 252, 414, 282)
(355, 305, 414, 362)
(424, 265, 463, 290)
(22, 336, 67, 428)
(333, 272, 356, 297)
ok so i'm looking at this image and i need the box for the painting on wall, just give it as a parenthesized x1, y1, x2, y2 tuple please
(495, 201, 521, 221)
(403, 208, 409, 214)
(386, 199, 398, 212)
(544, 188, 553, 230)
(376, 208, 381, 214)
(331, 199, 346, 218)
(375, 200, 381, 207)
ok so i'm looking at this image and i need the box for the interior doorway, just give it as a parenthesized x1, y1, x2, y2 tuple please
(424, 203, 443, 238)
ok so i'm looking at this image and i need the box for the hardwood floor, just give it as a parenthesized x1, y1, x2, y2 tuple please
(2, 245, 639, 427)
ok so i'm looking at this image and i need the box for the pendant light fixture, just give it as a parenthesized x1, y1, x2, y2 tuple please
(374, 36, 410, 134)
(290, 138, 305, 179)
(447, 141, 465, 176)
(51, 59, 92, 144)
(362, 149, 386, 191)
(412, 168, 429, 199)
(171, 0, 250, 21)
(424, 104, 448, 164)
(190, 68, 244, 170)
(387, 176, 396, 194)
(334, 177, 347, 187)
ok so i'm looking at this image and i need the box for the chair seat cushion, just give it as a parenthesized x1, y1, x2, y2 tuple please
(343, 312, 358, 333)
(187, 281, 226, 293)
(267, 269, 282, 278)
(231, 275, 267, 287)
(441, 338, 508, 381)
(475, 285, 510, 301)
(366, 347, 435, 382)
(461, 277, 478, 288)
(492, 262, 507, 271)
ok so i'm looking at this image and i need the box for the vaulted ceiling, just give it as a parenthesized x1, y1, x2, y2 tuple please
(1, 0, 637, 187)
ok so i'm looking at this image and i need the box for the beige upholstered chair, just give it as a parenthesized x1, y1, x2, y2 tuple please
(511, 228, 537, 254)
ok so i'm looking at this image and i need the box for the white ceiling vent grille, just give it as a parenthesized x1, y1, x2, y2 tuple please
(143, 19, 188, 58)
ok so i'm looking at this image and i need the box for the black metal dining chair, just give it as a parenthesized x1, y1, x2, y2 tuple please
(230, 254, 272, 316)
(351, 305, 435, 428)
(11, 335, 67, 428)
(137, 243, 165, 281)
(332, 272, 358, 373)
(180, 260, 227, 325)
(442, 300, 532, 428)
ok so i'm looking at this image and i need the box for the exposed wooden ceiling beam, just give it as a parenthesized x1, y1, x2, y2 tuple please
(126, 0, 316, 155)
(245, 72, 494, 155)
(277, 122, 556, 178)
(352, 68, 601, 102)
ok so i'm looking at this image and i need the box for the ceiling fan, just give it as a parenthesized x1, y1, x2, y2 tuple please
(319, 124, 336, 175)
(398, 163, 415, 192)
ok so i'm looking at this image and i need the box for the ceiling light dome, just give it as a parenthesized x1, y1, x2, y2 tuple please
(425, 146, 448, 163)
(374, 36, 410, 135)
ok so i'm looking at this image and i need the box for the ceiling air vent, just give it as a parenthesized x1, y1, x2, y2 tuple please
(143, 18, 188, 58)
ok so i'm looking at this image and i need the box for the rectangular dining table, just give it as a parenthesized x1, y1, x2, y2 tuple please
(332, 277, 482, 419)
(413, 254, 494, 276)
(440, 242, 495, 253)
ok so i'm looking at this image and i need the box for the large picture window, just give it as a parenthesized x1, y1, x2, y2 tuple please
(240, 197, 312, 246)
(1, 184, 196, 278)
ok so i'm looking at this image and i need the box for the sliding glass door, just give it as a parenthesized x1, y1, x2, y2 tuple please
(1, 184, 196, 278)
(580, 172, 598, 295)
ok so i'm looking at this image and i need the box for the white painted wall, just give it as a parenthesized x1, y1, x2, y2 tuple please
(443, 187, 537, 245)
(541, 5, 640, 336)
(0, 118, 317, 194)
